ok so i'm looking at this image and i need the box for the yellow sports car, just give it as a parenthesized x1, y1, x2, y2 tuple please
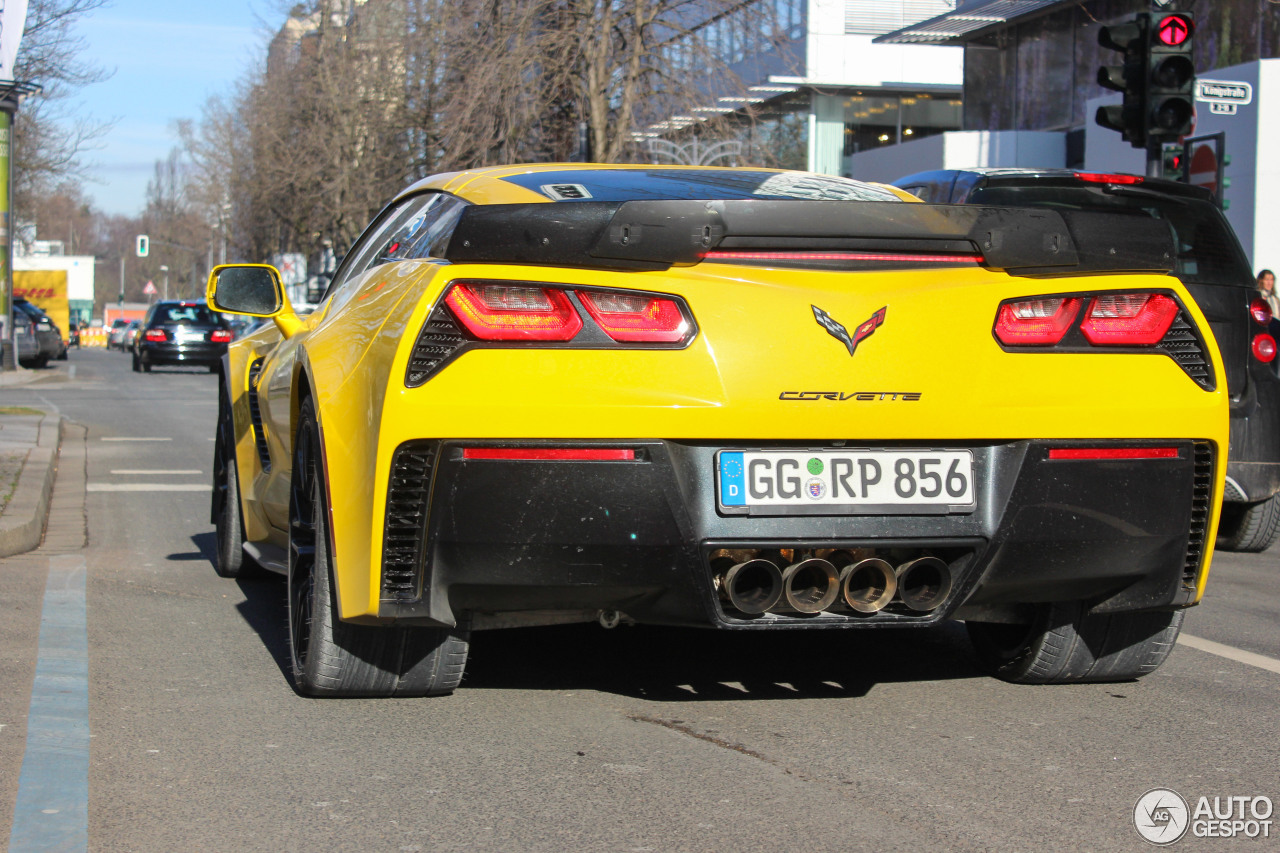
(208, 164, 1227, 697)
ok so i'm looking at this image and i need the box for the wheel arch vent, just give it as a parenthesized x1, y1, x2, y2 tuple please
(382, 440, 439, 602)
(247, 357, 271, 472)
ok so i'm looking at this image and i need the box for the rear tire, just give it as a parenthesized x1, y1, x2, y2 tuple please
(131, 352, 141, 372)
(1216, 496, 1280, 553)
(967, 603, 1185, 684)
(287, 396, 468, 697)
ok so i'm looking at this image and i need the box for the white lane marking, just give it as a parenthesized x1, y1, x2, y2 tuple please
(86, 484, 212, 492)
(100, 437, 172, 442)
(1179, 633, 1280, 676)
(109, 470, 203, 475)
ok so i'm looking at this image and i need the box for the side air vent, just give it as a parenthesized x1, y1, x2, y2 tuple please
(1182, 441, 1214, 589)
(406, 304, 468, 388)
(1160, 313, 1214, 391)
(247, 358, 271, 471)
(381, 441, 439, 602)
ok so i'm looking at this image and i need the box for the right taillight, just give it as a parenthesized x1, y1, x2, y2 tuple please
(444, 283, 583, 341)
(993, 297, 1082, 345)
(1250, 297, 1273, 326)
(577, 290, 690, 343)
(1080, 294, 1179, 346)
(1253, 334, 1277, 363)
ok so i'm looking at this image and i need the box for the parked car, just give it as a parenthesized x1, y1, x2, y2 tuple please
(10, 310, 40, 364)
(132, 301, 232, 373)
(107, 319, 132, 350)
(208, 164, 1226, 698)
(123, 320, 141, 350)
(13, 298, 65, 366)
(892, 167, 1280, 552)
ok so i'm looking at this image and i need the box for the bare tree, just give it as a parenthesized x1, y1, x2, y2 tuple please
(12, 0, 113, 211)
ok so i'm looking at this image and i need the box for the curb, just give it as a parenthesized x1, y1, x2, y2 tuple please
(0, 411, 62, 557)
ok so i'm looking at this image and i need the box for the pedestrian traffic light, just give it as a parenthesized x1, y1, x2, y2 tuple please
(1145, 12, 1195, 142)
(1096, 15, 1148, 148)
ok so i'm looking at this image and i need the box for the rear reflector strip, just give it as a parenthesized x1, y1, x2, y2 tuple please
(701, 250, 982, 264)
(1048, 447, 1179, 460)
(462, 448, 636, 461)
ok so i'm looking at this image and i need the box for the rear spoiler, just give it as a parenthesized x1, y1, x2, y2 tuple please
(444, 200, 1175, 277)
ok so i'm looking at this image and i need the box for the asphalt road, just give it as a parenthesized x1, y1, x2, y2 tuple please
(2, 348, 1278, 852)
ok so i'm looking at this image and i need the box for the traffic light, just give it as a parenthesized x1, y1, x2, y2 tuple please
(1096, 15, 1148, 148)
(1161, 144, 1185, 181)
(136, 234, 149, 257)
(1145, 12, 1195, 142)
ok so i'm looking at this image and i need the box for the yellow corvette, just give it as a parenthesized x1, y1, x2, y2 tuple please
(208, 164, 1226, 697)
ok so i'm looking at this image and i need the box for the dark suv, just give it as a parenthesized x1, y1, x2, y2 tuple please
(131, 300, 232, 373)
(892, 168, 1280, 551)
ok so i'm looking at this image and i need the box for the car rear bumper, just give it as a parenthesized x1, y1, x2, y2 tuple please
(138, 341, 226, 365)
(371, 438, 1216, 630)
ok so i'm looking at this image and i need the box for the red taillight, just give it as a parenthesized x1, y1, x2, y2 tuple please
(1250, 297, 1273, 326)
(1080, 293, 1178, 345)
(445, 283, 583, 341)
(1073, 172, 1144, 185)
(994, 297, 1082, 345)
(576, 290, 689, 343)
(462, 447, 635, 461)
(1049, 447, 1178, 460)
(701, 250, 983, 264)
(1252, 334, 1277, 363)
(144, 328, 167, 342)
(209, 329, 233, 343)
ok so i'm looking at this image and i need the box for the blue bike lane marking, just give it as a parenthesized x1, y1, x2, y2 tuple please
(9, 553, 89, 853)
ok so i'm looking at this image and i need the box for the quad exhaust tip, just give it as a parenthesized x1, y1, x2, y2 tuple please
(781, 557, 840, 614)
(720, 558, 784, 614)
(716, 550, 954, 616)
(838, 557, 898, 613)
(895, 556, 953, 612)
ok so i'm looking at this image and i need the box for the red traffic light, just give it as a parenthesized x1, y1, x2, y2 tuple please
(1155, 14, 1192, 47)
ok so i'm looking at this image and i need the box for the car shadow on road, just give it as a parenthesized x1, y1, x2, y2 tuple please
(463, 621, 985, 702)
(213, 550, 986, 701)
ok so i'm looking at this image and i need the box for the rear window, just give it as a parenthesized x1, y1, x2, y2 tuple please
(153, 305, 222, 326)
(966, 184, 1253, 287)
(500, 169, 903, 203)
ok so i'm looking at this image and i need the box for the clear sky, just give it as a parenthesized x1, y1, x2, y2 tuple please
(68, 0, 280, 217)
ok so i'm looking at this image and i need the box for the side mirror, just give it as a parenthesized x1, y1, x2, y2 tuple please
(207, 264, 285, 316)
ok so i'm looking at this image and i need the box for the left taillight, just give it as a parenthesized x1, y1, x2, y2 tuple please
(577, 290, 689, 343)
(209, 329, 233, 343)
(444, 283, 582, 341)
(143, 328, 167, 342)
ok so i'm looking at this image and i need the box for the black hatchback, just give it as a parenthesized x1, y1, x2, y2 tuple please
(892, 168, 1280, 551)
(132, 300, 232, 373)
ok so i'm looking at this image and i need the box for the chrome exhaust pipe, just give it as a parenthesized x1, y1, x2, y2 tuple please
(895, 557, 953, 612)
(720, 558, 784, 614)
(781, 558, 840, 614)
(838, 557, 897, 613)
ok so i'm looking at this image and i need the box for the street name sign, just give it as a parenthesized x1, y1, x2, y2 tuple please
(1195, 79, 1252, 115)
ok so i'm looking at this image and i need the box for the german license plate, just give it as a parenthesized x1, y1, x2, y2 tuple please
(717, 449, 975, 515)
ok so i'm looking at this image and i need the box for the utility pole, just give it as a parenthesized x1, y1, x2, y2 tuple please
(0, 81, 39, 370)
(160, 265, 169, 301)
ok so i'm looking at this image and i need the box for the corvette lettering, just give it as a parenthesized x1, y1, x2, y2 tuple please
(779, 391, 922, 401)
(812, 304, 887, 357)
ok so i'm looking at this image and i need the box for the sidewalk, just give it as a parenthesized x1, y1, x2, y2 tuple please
(0, 369, 62, 556)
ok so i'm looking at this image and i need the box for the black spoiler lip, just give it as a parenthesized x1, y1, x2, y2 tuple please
(443, 200, 1176, 277)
